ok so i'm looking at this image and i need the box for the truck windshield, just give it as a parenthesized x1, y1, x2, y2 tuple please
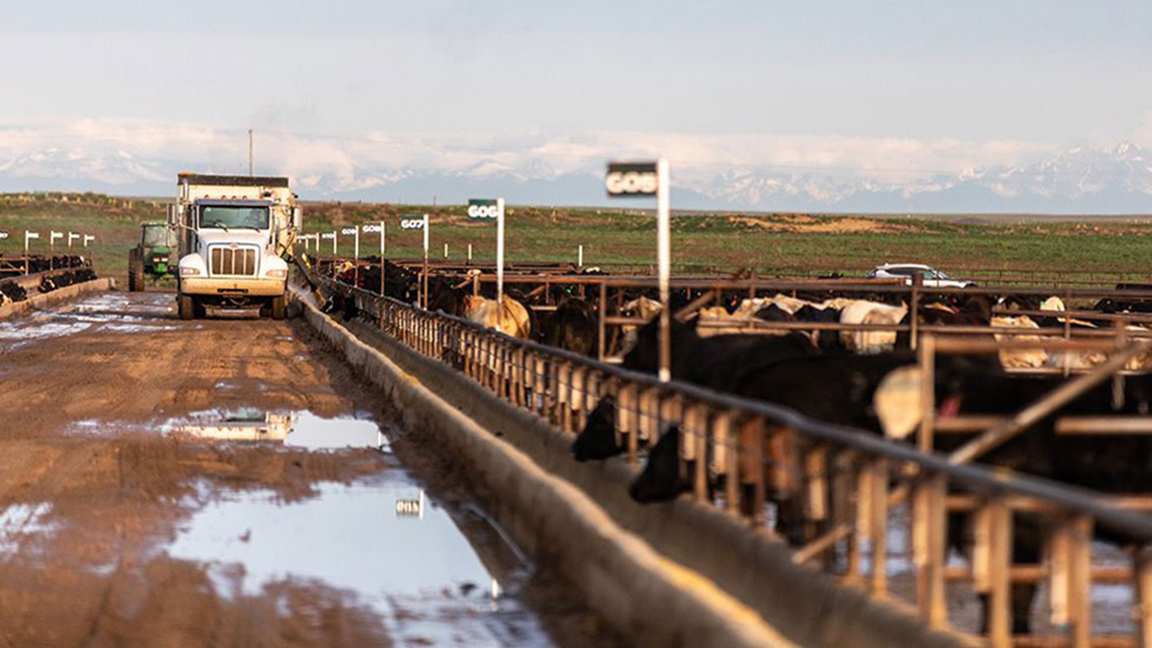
(142, 227, 175, 247)
(200, 205, 270, 230)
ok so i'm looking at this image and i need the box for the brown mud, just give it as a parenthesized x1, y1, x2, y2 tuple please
(0, 291, 618, 647)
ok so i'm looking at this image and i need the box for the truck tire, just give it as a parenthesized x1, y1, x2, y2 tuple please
(178, 294, 196, 320)
(270, 295, 286, 320)
(128, 250, 144, 292)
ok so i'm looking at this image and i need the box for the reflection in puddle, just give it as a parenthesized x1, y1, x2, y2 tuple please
(170, 409, 387, 450)
(169, 479, 555, 646)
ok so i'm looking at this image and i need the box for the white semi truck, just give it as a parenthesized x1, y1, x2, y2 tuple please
(170, 173, 301, 320)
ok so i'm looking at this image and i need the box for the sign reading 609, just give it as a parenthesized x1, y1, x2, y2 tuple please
(400, 218, 425, 230)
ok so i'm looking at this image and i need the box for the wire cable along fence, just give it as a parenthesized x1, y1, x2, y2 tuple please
(322, 274, 1152, 648)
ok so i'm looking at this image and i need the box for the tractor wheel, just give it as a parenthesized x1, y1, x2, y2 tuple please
(270, 295, 286, 320)
(178, 293, 196, 320)
(128, 250, 144, 292)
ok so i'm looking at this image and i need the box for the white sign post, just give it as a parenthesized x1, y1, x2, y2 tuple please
(68, 232, 79, 250)
(49, 231, 64, 270)
(83, 234, 95, 247)
(341, 226, 360, 285)
(469, 198, 506, 327)
(361, 223, 385, 296)
(606, 159, 670, 381)
(422, 214, 430, 309)
(578, 244, 583, 269)
(321, 231, 336, 256)
(24, 231, 39, 275)
(468, 243, 473, 263)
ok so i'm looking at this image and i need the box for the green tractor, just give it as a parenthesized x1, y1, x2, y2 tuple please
(127, 222, 178, 291)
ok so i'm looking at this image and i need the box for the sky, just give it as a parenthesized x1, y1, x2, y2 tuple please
(0, 0, 1150, 190)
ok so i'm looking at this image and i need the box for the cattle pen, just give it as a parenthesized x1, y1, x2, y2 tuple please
(309, 255, 1152, 648)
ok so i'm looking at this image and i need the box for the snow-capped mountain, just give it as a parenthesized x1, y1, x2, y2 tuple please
(690, 142, 1152, 213)
(1, 140, 1151, 214)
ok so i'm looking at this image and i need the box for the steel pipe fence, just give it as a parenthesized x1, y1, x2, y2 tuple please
(320, 254, 1152, 290)
(322, 275, 1152, 647)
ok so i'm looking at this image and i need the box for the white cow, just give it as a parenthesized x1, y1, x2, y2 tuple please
(839, 300, 907, 354)
(991, 315, 1048, 369)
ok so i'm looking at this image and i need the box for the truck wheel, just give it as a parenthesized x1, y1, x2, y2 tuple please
(271, 295, 286, 320)
(178, 294, 196, 320)
(128, 250, 144, 292)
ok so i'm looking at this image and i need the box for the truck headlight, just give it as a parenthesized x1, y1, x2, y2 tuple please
(266, 269, 288, 278)
(180, 267, 201, 277)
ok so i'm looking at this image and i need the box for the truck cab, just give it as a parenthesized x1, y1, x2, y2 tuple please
(172, 174, 300, 320)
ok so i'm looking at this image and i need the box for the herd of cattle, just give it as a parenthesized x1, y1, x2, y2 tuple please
(0, 256, 96, 307)
(324, 258, 1152, 634)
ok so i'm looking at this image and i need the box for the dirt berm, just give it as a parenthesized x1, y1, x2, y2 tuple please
(292, 291, 975, 648)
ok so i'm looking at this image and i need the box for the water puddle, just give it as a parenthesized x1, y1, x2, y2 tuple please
(169, 477, 556, 646)
(167, 409, 387, 450)
(0, 292, 177, 349)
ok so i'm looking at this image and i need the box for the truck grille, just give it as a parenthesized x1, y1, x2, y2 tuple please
(209, 246, 258, 276)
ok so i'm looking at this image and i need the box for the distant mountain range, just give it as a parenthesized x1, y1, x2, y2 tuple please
(1, 141, 1150, 214)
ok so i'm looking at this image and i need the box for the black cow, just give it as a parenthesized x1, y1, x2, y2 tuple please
(629, 425, 689, 503)
(335, 257, 419, 303)
(537, 298, 598, 357)
(0, 281, 26, 303)
(895, 295, 993, 349)
(571, 318, 818, 462)
(877, 368, 1152, 634)
(619, 316, 818, 391)
(626, 351, 922, 505)
(427, 276, 469, 316)
(790, 304, 845, 355)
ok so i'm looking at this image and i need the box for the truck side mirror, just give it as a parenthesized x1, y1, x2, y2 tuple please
(292, 206, 303, 231)
(167, 204, 180, 229)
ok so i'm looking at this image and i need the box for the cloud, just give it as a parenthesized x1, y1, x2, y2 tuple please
(1133, 111, 1152, 148)
(0, 117, 1059, 193)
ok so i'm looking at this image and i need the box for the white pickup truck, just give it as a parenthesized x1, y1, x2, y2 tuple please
(171, 173, 301, 319)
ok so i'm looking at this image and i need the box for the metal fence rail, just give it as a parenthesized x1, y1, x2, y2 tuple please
(317, 254, 1152, 364)
(337, 255, 1152, 290)
(322, 275, 1152, 648)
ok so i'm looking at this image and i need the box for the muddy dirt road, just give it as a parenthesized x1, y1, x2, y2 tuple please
(0, 291, 614, 647)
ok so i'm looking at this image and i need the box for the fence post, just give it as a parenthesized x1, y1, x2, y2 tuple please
(1068, 515, 1094, 648)
(985, 498, 1013, 648)
(1136, 546, 1152, 648)
(918, 334, 936, 453)
(913, 473, 948, 628)
(598, 282, 608, 362)
(870, 458, 889, 597)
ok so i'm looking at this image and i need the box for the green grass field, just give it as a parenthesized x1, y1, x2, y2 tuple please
(1, 192, 1150, 285)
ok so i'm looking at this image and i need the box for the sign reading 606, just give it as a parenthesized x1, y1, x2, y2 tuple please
(467, 199, 500, 219)
(606, 162, 659, 197)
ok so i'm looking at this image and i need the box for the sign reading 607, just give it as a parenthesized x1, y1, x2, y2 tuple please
(400, 218, 425, 230)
